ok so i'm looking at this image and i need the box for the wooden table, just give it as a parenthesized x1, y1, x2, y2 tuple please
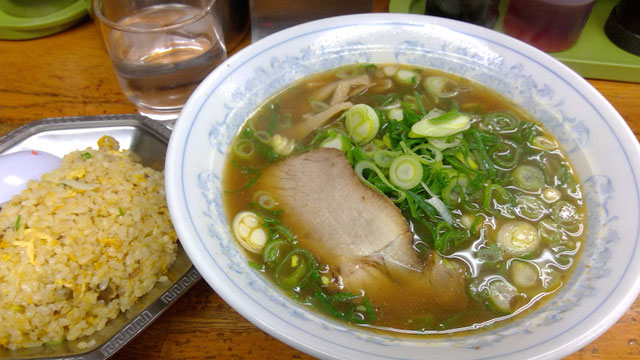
(1, 5, 639, 360)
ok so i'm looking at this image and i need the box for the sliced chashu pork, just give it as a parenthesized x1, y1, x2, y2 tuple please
(256, 148, 467, 314)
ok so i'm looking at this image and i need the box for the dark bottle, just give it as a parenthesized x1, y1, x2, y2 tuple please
(605, 0, 640, 56)
(425, 0, 500, 28)
(503, 0, 595, 53)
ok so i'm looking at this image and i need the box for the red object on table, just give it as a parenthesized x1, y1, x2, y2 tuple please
(503, 0, 595, 52)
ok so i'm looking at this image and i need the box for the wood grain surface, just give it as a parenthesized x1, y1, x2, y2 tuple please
(0, 2, 639, 359)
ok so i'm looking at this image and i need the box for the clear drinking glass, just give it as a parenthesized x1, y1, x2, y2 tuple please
(94, 0, 226, 121)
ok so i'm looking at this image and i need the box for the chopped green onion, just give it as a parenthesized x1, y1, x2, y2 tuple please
(262, 240, 291, 267)
(14, 215, 21, 231)
(531, 136, 556, 151)
(483, 112, 519, 133)
(428, 109, 465, 124)
(509, 261, 539, 289)
(345, 104, 380, 144)
(433, 221, 465, 253)
(476, 242, 502, 265)
(423, 76, 459, 98)
(488, 279, 519, 313)
(496, 220, 540, 257)
(470, 130, 497, 178)
(399, 142, 442, 165)
(442, 175, 469, 205)
(427, 136, 462, 150)
(410, 109, 471, 137)
(394, 69, 421, 87)
(538, 219, 566, 246)
(426, 194, 454, 225)
(389, 155, 423, 190)
(118, 207, 124, 216)
(363, 63, 377, 75)
(373, 149, 401, 168)
(225, 161, 262, 193)
(254, 131, 272, 144)
(82, 152, 92, 159)
(483, 183, 513, 213)
(387, 108, 404, 121)
(320, 132, 350, 152)
(488, 140, 521, 169)
(552, 200, 582, 231)
(414, 91, 426, 116)
(270, 134, 296, 156)
(513, 164, 545, 191)
(541, 188, 562, 203)
(354, 161, 406, 202)
(383, 66, 398, 77)
(232, 211, 268, 253)
(233, 139, 255, 159)
(515, 195, 547, 221)
(361, 140, 383, 157)
(252, 190, 277, 210)
(275, 249, 314, 289)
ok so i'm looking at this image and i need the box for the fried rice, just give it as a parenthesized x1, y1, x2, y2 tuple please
(0, 136, 177, 350)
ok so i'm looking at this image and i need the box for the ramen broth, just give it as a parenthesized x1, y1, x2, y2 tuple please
(222, 64, 585, 333)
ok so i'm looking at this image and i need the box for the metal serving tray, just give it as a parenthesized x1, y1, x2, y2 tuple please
(0, 115, 201, 360)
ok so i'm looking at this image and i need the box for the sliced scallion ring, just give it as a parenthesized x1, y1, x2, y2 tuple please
(262, 240, 292, 267)
(552, 200, 582, 230)
(361, 141, 382, 157)
(538, 219, 565, 245)
(270, 134, 296, 156)
(254, 131, 272, 144)
(345, 104, 380, 144)
(389, 155, 423, 190)
(531, 136, 557, 151)
(354, 160, 405, 202)
(482, 112, 519, 133)
(252, 190, 277, 210)
(496, 220, 540, 257)
(423, 76, 459, 98)
(373, 149, 401, 168)
(489, 140, 521, 169)
(394, 69, 421, 87)
(513, 164, 545, 191)
(406, 142, 443, 165)
(232, 211, 268, 253)
(509, 260, 540, 289)
(383, 66, 398, 77)
(515, 194, 548, 221)
(442, 174, 469, 205)
(488, 279, 519, 313)
(232, 139, 255, 159)
(275, 249, 315, 289)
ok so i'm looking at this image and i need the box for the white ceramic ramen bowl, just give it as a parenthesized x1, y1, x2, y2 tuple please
(165, 13, 640, 360)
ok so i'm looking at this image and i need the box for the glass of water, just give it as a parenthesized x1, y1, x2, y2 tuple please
(94, 0, 226, 121)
